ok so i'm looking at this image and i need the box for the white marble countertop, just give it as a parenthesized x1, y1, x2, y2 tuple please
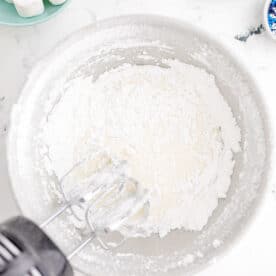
(1, 0, 276, 275)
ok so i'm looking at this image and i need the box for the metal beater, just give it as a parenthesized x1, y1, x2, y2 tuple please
(0, 154, 149, 276)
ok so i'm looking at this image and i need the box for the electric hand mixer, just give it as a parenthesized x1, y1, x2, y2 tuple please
(0, 153, 149, 276)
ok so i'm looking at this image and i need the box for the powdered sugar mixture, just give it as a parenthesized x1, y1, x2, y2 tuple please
(40, 59, 241, 238)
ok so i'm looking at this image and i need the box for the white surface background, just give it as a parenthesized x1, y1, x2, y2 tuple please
(0, 0, 276, 275)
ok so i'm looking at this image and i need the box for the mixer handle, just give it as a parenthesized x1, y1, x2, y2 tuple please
(0, 216, 73, 276)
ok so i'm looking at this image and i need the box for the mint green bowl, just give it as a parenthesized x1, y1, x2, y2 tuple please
(0, 0, 69, 26)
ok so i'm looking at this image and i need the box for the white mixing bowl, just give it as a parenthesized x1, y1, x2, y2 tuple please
(7, 15, 269, 276)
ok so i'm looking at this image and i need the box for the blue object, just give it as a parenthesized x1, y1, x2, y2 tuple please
(0, 0, 69, 26)
(268, 0, 276, 33)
